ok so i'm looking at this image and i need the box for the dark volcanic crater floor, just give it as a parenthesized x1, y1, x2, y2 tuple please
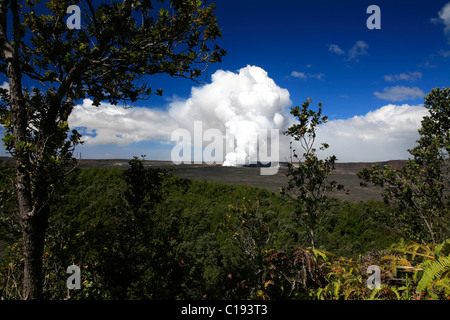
(1, 157, 402, 202)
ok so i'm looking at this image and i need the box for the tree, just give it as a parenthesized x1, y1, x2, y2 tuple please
(281, 98, 345, 249)
(224, 198, 275, 298)
(123, 156, 172, 216)
(358, 87, 449, 244)
(0, 0, 225, 299)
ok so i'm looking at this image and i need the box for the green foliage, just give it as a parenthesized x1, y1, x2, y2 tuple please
(0, 159, 447, 300)
(307, 239, 450, 300)
(0, 241, 23, 299)
(316, 200, 400, 257)
(1, 0, 226, 298)
(358, 87, 450, 244)
(416, 239, 450, 298)
(123, 156, 174, 214)
(261, 247, 329, 299)
(2, 88, 449, 300)
(315, 256, 368, 300)
(0, 161, 20, 244)
(12, 0, 226, 105)
(282, 98, 346, 249)
(417, 256, 450, 298)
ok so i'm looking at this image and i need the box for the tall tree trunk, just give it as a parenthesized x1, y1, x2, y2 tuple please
(21, 204, 48, 299)
(10, 79, 48, 299)
(2, 0, 48, 299)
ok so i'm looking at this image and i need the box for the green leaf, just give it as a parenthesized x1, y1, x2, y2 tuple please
(417, 255, 450, 294)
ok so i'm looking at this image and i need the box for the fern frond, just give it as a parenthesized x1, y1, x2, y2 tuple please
(434, 239, 450, 258)
(333, 280, 341, 298)
(391, 241, 434, 260)
(368, 287, 380, 300)
(344, 288, 355, 300)
(381, 255, 400, 263)
(316, 287, 325, 300)
(417, 255, 450, 294)
(434, 278, 450, 294)
(397, 250, 434, 259)
(311, 248, 332, 261)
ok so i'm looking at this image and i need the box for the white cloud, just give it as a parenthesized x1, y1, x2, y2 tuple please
(291, 71, 324, 80)
(328, 41, 369, 61)
(68, 66, 429, 164)
(69, 65, 291, 166)
(169, 66, 291, 166)
(432, 2, 450, 43)
(439, 49, 450, 57)
(348, 41, 369, 61)
(312, 104, 428, 162)
(439, 2, 450, 40)
(384, 72, 422, 82)
(69, 99, 178, 145)
(328, 44, 345, 55)
(374, 86, 425, 101)
(0, 81, 9, 90)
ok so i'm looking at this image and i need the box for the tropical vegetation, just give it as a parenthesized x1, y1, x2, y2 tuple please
(1, 87, 449, 300)
(0, 157, 448, 299)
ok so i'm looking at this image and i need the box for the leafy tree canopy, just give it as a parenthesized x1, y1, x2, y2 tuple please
(0, 0, 225, 299)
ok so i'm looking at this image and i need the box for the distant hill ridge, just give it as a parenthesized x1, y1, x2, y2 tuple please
(0, 157, 410, 202)
(0, 156, 408, 171)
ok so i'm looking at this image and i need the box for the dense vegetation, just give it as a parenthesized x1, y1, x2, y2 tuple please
(1, 157, 448, 300)
(1, 0, 448, 300)
(0, 87, 448, 300)
(0, 0, 225, 300)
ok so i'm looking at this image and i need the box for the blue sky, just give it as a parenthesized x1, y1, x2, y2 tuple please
(1, 0, 450, 162)
(154, 0, 450, 118)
